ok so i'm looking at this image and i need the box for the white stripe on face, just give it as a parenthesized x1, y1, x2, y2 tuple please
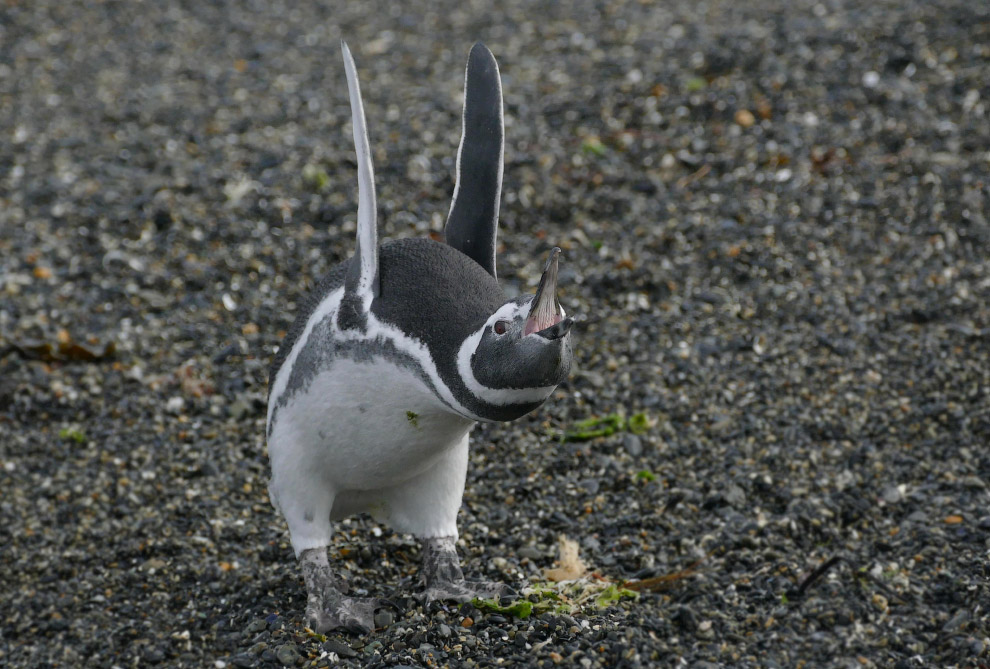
(455, 302, 559, 406)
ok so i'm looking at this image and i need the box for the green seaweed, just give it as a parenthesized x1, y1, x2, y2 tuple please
(560, 414, 625, 442)
(472, 597, 534, 620)
(594, 583, 639, 608)
(58, 428, 86, 444)
(627, 412, 649, 435)
(635, 470, 656, 482)
(302, 163, 330, 191)
(559, 412, 651, 443)
(581, 138, 607, 157)
(685, 76, 707, 92)
(405, 411, 419, 428)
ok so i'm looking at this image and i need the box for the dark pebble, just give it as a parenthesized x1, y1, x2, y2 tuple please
(229, 654, 256, 669)
(275, 643, 299, 666)
(374, 608, 395, 629)
(324, 638, 359, 658)
(622, 434, 643, 457)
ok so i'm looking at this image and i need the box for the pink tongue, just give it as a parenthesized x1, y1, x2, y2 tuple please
(524, 304, 560, 336)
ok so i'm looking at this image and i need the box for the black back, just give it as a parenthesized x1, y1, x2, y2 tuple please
(372, 237, 504, 361)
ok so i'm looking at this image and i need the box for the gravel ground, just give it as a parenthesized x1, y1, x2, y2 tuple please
(2, 1, 989, 667)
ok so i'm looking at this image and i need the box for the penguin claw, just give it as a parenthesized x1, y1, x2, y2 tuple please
(306, 596, 397, 635)
(423, 579, 517, 605)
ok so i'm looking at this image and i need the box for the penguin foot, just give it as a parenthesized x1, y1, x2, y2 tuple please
(419, 535, 518, 604)
(423, 578, 517, 605)
(306, 595, 396, 635)
(299, 547, 398, 634)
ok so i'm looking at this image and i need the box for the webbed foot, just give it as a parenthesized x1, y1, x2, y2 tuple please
(420, 536, 517, 604)
(424, 578, 516, 604)
(306, 594, 396, 634)
(299, 548, 398, 634)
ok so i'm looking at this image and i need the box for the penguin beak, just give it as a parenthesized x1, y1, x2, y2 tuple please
(524, 247, 573, 339)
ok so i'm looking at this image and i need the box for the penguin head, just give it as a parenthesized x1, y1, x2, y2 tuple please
(459, 248, 574, 411)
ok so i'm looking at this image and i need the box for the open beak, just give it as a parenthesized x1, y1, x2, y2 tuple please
(524, 247, 574, 339)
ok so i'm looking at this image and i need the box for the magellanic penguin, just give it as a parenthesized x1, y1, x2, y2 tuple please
(266, 41, 575, 634)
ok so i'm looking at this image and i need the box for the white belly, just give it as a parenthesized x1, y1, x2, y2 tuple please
(268, 357, 474, 492)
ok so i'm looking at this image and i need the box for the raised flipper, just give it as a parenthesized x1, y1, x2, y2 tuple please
(444, 42, 503, 279)
(341, 40, 380, 301)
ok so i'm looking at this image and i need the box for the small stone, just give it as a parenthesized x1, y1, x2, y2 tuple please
(229, 398, 251, 421)
(374, 608, 394, 629)
(518, 545, 543, 560)
(228, 654, 255, 669)
(275, 643, 299, 666)
(672, 606, 697, 632)
(622, 434, 643, 457)
(696, 620, 715, 640)
(724, 484, 746, 508)
(579, 478, 599, 494)
(962, 476, 986, 490)
(461, 617, 474, 628)
(244, 619, 267, 635)
(143, 646, 165, 663)
(734, 109, 755, 127)
(881, 485, 903, 504)
(942, 609, 969, 633)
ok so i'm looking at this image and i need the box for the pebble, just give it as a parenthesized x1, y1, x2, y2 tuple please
(323, 638, 358, 658)
(622, 433, 643, 457)
(228, 654, 255, 669)
(275, 644, 299, 666)
(724, 484, 746, 509)
(374, 609, 395, 629)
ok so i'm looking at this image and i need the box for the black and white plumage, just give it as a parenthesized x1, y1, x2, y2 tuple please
(266, 41, 574, 634)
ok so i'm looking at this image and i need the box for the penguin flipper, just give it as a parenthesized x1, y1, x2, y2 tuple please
(444, 42, 503, 279)
(341, 40, 380, 301)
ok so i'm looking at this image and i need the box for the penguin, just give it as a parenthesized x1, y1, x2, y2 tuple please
(266, 41, 575, 634)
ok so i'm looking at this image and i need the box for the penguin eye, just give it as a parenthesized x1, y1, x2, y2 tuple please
(493, 320, 508, 335)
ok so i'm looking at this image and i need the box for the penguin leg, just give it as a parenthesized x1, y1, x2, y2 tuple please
(269, 461, 392, 634)
(299, 547, 394, 634)
(376, 433, 515, 603)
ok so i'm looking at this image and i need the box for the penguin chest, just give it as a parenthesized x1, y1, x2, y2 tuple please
(272, 356, 474, 490)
